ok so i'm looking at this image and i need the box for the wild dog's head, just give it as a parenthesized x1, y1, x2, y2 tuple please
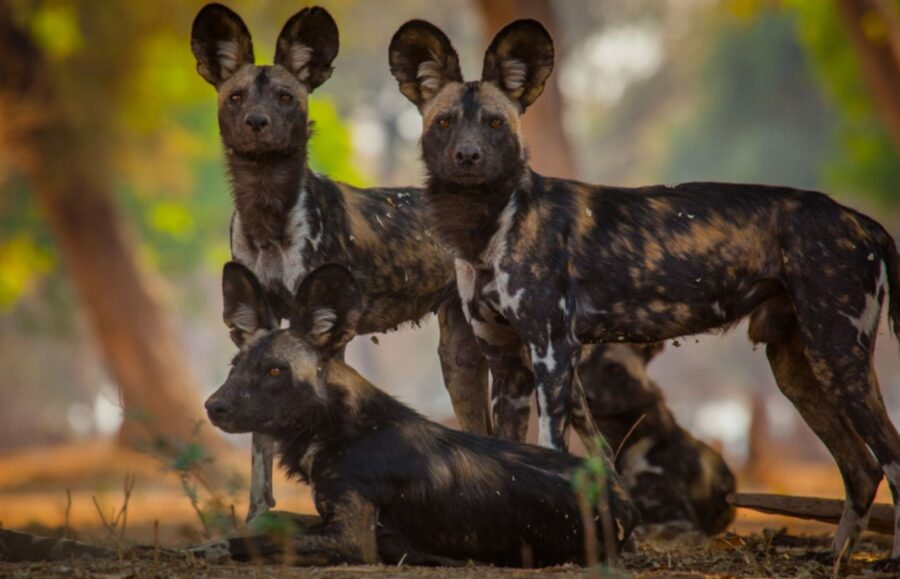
(206, 262, 363, 435)
(578, 343, 665, 419)
(389, 19, 553, 186)
(191, 4, 338, 158)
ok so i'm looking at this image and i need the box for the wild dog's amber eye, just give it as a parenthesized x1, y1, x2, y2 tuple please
(438, 118, 451, 129)
(489, 118, 503, 129)
(268, 367, 281, 377)
(229, 92, 242, 104)
(279, 92, 293, 103)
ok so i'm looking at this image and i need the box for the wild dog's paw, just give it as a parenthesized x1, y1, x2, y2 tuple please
(186, 538, 233, 563)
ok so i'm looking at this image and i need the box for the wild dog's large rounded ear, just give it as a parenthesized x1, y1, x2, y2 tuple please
(291, 264, 363, 352)
(222, 261, 277, 348)
(481, 19, 553, 111)
(274, 6, 339, 92)
(389, 20, 463, 108)
(191, 4, 255, 87)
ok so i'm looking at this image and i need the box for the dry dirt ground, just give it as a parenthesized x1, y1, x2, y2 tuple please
(1, 441, 897, 577)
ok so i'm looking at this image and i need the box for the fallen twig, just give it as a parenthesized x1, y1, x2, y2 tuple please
(728, 492, 894, 534)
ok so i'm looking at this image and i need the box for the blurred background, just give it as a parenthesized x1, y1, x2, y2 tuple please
(1, 0, 900, 543)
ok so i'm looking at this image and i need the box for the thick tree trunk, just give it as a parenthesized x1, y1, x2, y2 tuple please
(0, 4, 222, 458)
(477, 0, 577, 178)
(836, 0, 900, 153)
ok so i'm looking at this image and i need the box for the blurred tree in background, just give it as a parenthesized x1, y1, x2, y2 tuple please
(0, 0, 365, 454)
(786, 0, 900, 206)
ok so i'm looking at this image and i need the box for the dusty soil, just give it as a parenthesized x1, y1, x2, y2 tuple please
(1, 441, 898, 577)
(0, 532, 895, 577)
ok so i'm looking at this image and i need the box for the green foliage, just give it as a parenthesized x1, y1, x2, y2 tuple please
(661, 9, 834, 190)
(571, 439, 609, 507)
(0, 178, 56, 312)
(661, 2, 900, 206)
(29, 3, 83, 59)
(309, 97, 369, 187)
(143, 421, 244, 539)
(251, 511, 303, 540)
(782, 0, 900, 206)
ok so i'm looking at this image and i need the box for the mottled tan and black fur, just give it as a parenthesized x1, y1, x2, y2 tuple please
(191, 5, 491, 522)
(390, 18, 900, 566)
(200, 263, 638, 567)
(580, 344, 735, 535)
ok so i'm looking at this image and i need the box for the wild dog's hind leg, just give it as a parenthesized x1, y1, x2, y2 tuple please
(800, 335, 900, 561)
(752, 301, 881, 560)
(437, 298, 491, 435)
(247, 433, 276, 522)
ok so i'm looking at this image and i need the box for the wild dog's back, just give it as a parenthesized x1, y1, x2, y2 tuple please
(292, 382, 637, 567)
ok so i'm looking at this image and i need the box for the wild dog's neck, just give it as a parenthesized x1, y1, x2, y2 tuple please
(426, 165, 531, 264)
(274, 362, 420, 481)
(226, 148, 312, 245)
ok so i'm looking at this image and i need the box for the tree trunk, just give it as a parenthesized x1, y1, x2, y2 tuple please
(0, 4, 223, 458)
(476, 0, 577, 178)
(836, 0, 900, 153)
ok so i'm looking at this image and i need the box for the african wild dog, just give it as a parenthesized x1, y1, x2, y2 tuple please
(201, 262, 638, 567)
(579, 344, 735, 535)
(389, 18, 900, 564)
(191, 5, 490, 521)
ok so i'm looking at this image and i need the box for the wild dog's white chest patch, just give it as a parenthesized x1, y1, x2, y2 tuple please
(478, 195, 526, 320)
(231, 189, 321, 295)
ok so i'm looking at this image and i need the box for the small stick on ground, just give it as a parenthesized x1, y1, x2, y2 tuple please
(90, 472, 136, 560)
(64, 488, 72, 540)
(728, 492, 894, 534)
(153, 519, 160, 576)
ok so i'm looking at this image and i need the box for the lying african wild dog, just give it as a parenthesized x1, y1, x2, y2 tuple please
(580, 343, 735, 535)
(202, 261, 638, 567)
(190, 4, 490, 521)
(389, 18, 900, 564)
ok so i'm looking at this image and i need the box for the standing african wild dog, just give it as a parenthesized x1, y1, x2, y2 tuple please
(202, 262, 638, 567)
(580, 344, 735, 535)
(389, 18, 900, 564)
(190, 4, 490, 521)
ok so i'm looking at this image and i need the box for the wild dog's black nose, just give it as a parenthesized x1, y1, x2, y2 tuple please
(245, 114, 270, 131)
(205, 398, 230, 420)
(455, 145, 482, 166)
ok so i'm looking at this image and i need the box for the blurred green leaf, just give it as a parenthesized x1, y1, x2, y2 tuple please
(309, 96, 369, 187)
(0, 235, 54, 311)
(29, 3, 83, 59)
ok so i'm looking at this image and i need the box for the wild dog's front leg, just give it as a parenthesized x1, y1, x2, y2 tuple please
(484, 344, 534, 442)
(467, 299, 533, 442)
(247, 433, 276, 522)
(208, 491, 379, 565)
(289, 490, 379, 565)
(529, 333, 581, 450)
(437, 297, 491, 435)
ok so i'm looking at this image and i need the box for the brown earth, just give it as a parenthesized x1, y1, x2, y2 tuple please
(1, 440, 897, 577)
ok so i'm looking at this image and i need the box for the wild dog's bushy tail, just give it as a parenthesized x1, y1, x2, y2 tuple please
(885, 234, 900, 339)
